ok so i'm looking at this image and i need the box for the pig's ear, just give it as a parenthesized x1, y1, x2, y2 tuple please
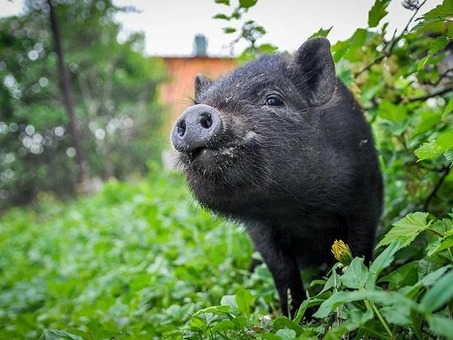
(291, 38, 336, 106)
(194, 73, 213, 101)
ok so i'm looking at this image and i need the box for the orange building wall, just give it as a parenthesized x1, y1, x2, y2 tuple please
(159, 57, 237, 134)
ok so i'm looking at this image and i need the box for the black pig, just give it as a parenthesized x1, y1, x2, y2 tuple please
(171, 38, 383, 317)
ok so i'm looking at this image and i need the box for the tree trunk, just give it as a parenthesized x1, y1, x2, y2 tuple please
(48, 0, 88, 186)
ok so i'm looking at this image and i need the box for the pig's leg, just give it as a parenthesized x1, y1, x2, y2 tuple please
(247, 224, 304, 317)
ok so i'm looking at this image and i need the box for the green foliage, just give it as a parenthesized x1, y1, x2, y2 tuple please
(417, 35, 453, 70)
(212, 0, 278, 59)
(1, 175, 452, 338)
(3, 172, 447, 339)
(332, 0, 453, 221)
(0, 171, 257, 338)
(415, 0, 453, 27)
(368, 0, 391, 28)
(310, 27, 333, 39)
(0, 0, 166, 209)
(415, 129, 453, 160)
(376, 212, 431, 248)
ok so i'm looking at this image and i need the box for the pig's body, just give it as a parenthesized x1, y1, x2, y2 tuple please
(171, 38, 383, 316)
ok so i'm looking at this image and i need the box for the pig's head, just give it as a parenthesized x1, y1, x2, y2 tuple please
(171, 38, 339, 217)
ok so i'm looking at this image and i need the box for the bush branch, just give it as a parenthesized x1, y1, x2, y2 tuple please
(408, 85, 453, 102)
(424, 166, 452, 212)
(354, 0, 428, 78)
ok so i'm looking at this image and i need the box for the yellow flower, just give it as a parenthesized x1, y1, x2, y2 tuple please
(331, 240, 353, 265)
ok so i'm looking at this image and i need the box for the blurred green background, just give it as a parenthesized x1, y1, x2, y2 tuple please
(1, 0, 453, 338)
(0, 0, 168, 210)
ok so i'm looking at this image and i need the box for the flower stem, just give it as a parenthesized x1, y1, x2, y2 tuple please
(333, 268, 341, 327)
(369, 300, 393, 339)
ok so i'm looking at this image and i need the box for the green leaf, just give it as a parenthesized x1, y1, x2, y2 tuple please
(211, 319, 235, 332)
(261, 335, 282, 340)
(231, 315, 247, 329)
(214, 0, 230, 5)
(235, 288, 255, 316)
(378, 261, 418, 289)
(335, 28, 368, 62)
(427, 236, 453, 256)
(253, 24, 266, 35)
(415, 141, 443, 161)
(376, 212, 431, 249)
(422, 0, 453, 20)
(213, 13, 230, 20)
(222, 27, 237, 34)
(418, 265, 451, 286)
(415, 130, 453, 161)
(319, 269, 340, 294)
(412, 111, 442, 137)
(413, 0, 453, 30)
(39, 330, 84, 340)
(427, 314, 453, 340)
(324, 309, 373, 340)
(257, 43, 279, 54)
(220, 294, 238, 310)
(310, 26, 333, 38)
(368, 0, 391, 28)
(370, 240, 400, 278)
(377, 100, 408, 122)
(420, 270, 453, 314)
(293, 296, 326, 323)
(437, 130, 453, 149)
(380, 304, 412, 325)
(418, 36, 450, 70)
(443, 97, 453, 117)
(331, 29, 370, 62)
(341, 258, 372, 289)
(314, 290, 418, 319)
(273, 317, 304, 335)
(189, 315, 207, 330)
(193, 304, 231, 317)
(275, 328, 297, 339)
(239, 0, 258, 9)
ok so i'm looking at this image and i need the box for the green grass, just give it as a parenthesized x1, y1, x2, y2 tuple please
(0, 172, 265, 338)
(1, 171, 453, 339)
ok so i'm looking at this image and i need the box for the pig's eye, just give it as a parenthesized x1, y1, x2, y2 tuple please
(265, 95, 284, 106)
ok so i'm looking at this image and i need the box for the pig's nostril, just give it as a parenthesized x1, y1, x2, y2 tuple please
(200, 114, 213, 129)
(177, 120, 186, 137)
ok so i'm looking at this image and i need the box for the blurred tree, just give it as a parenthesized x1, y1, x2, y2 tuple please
(0, 0, 166, 209)
(48, 0, 87, 185)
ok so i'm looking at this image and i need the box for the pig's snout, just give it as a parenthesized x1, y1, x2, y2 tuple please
(172, 104, 223, 153)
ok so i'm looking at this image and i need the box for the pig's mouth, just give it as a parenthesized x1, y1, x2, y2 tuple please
(188, 145, 237, 163)
(188, 131, 257, 162)
(188, 147, 208, 160)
